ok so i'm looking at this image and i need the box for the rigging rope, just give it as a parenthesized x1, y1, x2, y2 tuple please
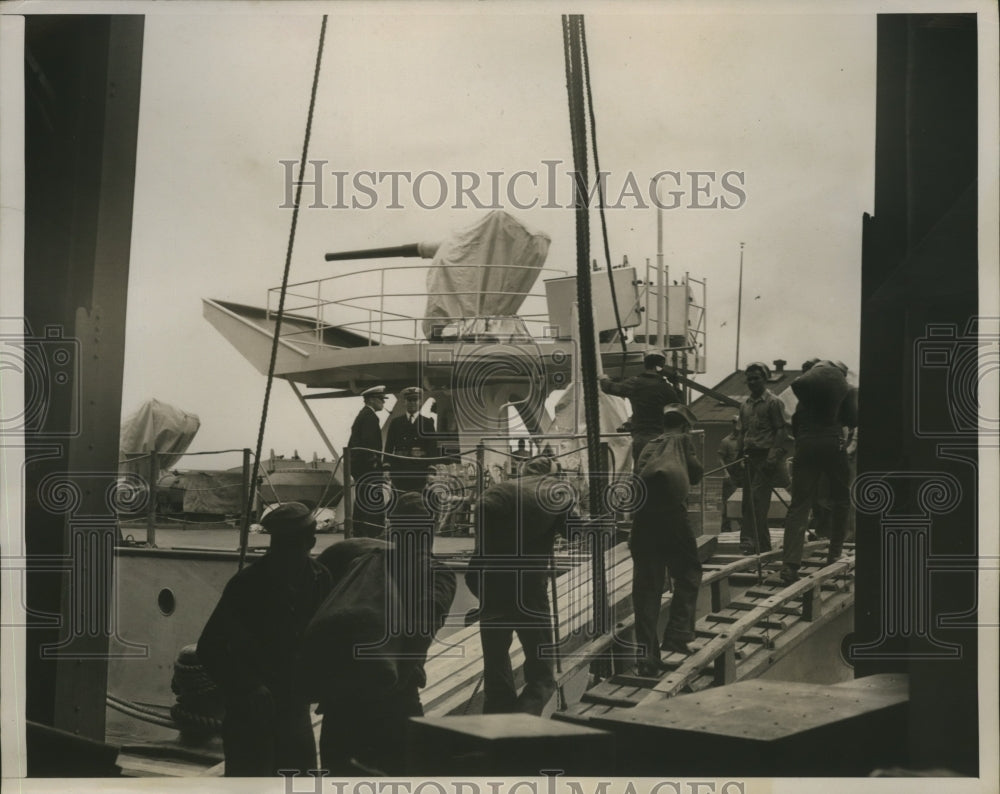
(563, 14, 610, 636)
(240, 15, 329, 570)
(580, 21, 628, 374)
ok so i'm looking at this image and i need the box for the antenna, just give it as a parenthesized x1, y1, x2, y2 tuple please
(735, 242, 745, 371)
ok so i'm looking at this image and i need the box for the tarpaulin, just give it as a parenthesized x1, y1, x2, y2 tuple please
(422, 211, 551, 339)
(119, 398, 200, 472)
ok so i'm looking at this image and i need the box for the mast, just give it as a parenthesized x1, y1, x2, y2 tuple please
(735, 241, 745, 371)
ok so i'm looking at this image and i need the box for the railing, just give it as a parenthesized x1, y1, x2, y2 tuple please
(267, 262, 570, 348)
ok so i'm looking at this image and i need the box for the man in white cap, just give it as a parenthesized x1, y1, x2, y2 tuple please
(384, 386, 439, 494)
(197, 502, 330, 776)
(348, 386, 389, 537)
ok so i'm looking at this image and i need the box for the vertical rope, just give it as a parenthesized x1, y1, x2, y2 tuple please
(240, 15, 328, 570)
(563, 14, 608, 636)
(580, 21, 628, 372)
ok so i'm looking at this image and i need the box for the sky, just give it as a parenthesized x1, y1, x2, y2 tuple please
(118, 6, 876, 468)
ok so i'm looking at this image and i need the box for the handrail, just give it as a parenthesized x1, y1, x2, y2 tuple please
(265, 261, 570, 348)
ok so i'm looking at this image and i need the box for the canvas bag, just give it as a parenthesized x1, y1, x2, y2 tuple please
(297, 547, 404, 704)
(636, 433, 700, 507)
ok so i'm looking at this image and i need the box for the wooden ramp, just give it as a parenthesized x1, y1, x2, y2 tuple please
(421, 536, 717, 716)
(555, 542, 856, 723)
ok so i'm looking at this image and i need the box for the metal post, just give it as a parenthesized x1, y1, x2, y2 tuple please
(239, 447, 251, 541)
(735, 242, 745, 371)
(644, 257, 651, 345)
(146, 451, 159, 548)
(476, 442, 486, 502)
(343, 446, 353, 539)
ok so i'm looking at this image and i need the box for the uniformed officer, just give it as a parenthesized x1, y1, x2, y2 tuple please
(384, 386, 439, 494)
(348, 385, 390, 537)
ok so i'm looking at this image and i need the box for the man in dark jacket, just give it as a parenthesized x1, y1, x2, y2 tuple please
(384, 386, 439, 494)
(312, 493, 456, 775)
(465, 456, 571, 715)
(197, 502, 330, 776)
(599, 352, 680, 466)
(348, 385, 390, 537)
(631, 404, 704, 673)
(780, 361, 857, 583)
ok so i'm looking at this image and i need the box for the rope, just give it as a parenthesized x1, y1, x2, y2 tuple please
(580, 20, 628, 374)
(564, 14, 610, 637)
(241, 15, 328, 571)
(106, 694, 177, 729)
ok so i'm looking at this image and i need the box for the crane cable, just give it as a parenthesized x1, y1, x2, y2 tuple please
(580, 22, 628, 375)
(240, 15, 329, 570)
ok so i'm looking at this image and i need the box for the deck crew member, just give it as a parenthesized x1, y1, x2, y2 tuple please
(311, 493, 455, 775)
(465, 456, 570, 715)
(779, 360, 857, 583)
(348, 385, 390, 537)
(631, 404, 704, 673)
(384, 386, 439, 494)
(736, 362, 792, 554)
(717, 416, 741, 534)
(196, 502, 330, 777)
(599, 352, 680, 467)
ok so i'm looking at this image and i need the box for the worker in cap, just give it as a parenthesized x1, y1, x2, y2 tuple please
(467, 455, 571, 715)
(745, 361, 771, 380)
(384, 386, 439, 495)
(735, 361, 791, 554)
(631, 401, 704, 670)
(348, 386, 391, 537)
(662, 402, 698, 428)
(197, 500, 331, 776)
(779, 358, 857, 584)
(261, 501, 318, 538)
(599, 350, 680, 466)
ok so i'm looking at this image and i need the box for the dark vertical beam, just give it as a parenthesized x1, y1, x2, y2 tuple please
(856, 13, 978, 775)
(23, 15, 143, 753)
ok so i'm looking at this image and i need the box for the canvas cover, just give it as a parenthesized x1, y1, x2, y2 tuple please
(421, 210, 551, 339)
(180, 470, 245, 515)
(542, 382, 634, 475)
(119, 398, 200, 472)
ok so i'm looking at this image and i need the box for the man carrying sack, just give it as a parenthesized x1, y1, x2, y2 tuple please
(630, 404, 704, 675)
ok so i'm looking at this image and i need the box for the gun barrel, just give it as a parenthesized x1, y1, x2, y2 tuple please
(324, 242, 439, 262)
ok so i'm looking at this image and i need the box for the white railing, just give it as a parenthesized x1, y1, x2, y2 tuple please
(266, 262, 569, 348)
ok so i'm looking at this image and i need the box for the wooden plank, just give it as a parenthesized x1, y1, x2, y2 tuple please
(581, 692, 644, 708)
(640, 561, 855, 704)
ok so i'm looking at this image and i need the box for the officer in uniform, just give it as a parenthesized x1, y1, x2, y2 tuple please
(348, 385, 390, 537)
(197, 502, 331, 776)
(384, 386, 439, 494)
